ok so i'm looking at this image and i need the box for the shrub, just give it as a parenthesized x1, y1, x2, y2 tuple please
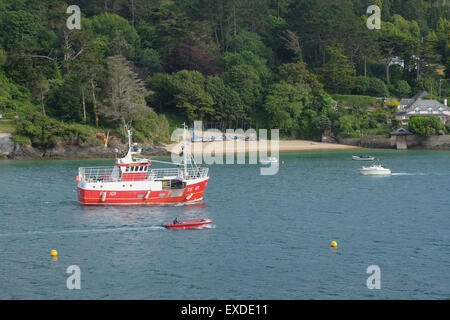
(11, 134, 29, 145)
(314, 114, 331, 132)
(353, 77, 388, 97)
(353, 77, 371, 95)
(386, 99, 400, 108)
(367, 77, 388, 97)
(63, 124, 99, 145)
(393, 80, 411, 98)
(408, 116, 443, 136)
(15, 111, 97, 148)
(134, 111, 170, 144)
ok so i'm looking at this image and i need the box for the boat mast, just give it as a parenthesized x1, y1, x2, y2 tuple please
(183, 123, 188, 176)
(127, 128, 132, 152)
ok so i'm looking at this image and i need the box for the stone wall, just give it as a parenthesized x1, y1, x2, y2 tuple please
(421, 135, 450, 149)
(337, 135, 393, 148)
(337, 134, 450, 150)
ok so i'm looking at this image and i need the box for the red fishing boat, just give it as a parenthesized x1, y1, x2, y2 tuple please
(163, 218, 212, 229)
(76, 124, 209, 205)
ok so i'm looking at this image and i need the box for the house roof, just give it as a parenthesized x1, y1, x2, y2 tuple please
(397, 90, 449, 116)
(410, 99, 446, 110)
(390, 127, 413, 136)
(400, 91, 428, 108)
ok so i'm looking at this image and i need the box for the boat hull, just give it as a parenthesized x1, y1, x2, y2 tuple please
(77, 178, 209, 205)
(359, 169, 391, 175)
(164, 219, 212, 229)
(352, 156, 375, 161)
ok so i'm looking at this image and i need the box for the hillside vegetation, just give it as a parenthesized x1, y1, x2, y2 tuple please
(0, 0, 449, 145)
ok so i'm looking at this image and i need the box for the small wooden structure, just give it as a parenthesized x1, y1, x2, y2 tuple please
(390, 128, 413, 150)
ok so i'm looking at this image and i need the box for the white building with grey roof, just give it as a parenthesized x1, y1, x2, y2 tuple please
(396, 91, 450, 125)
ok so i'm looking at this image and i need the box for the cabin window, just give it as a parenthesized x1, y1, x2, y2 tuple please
(139, 166, 144, 172)
(125, 167, 129, 172)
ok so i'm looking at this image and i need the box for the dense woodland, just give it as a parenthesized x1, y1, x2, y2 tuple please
(0, 0, 449, 148)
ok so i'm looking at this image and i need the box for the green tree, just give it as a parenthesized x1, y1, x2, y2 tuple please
(335, 115, 354, 136)
(278, 61, 323, 93)
(264, 82, 312, 136)
(223, 63, 264, 116)
(323, 44, 355, 94)
(221, 50, 271, 85)
(378, 15, 420, 83)
(169, 70, 215, 123)
(0, 10, 43, 50)
(314, 114, 331, 132)
(205, 76, 244, 129)
(393, 80, 412, 98)
(408, 116, 443, 136)
(85, 13, 140, 58)
(45, 74, 83, 122)
(228, 30, 274, 63)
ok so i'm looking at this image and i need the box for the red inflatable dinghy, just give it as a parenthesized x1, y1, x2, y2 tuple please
(163, 218, 212, 229)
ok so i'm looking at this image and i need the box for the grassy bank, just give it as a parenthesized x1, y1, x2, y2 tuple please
(0, 120, 15, 133)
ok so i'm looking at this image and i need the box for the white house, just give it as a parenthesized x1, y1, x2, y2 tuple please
(396, 91, 450, 125)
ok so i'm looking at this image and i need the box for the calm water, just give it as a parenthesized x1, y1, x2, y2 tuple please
(0, 150, 449, 299)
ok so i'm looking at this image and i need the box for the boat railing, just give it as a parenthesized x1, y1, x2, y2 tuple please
(78, 166, 209, 182)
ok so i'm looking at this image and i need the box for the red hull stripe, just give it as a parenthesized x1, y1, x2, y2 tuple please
(78, 179, 209, 205)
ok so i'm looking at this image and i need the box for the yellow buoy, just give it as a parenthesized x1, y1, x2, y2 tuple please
(330, 241, 338, 248)
(50, 249, 58, 257)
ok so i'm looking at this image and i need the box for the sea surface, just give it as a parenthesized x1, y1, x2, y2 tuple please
(0, 150, 449, 299)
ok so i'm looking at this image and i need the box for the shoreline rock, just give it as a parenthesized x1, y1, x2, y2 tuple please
(1, 135, 171, 160)
(337, 134, 450, 150)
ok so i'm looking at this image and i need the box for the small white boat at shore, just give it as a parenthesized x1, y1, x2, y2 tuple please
(359, 160, 391, 175)
(260, 157, 278, 165)
(352, 154, 375, 161)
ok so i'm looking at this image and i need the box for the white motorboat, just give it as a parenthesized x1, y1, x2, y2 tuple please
(359, 161, 391, 175)
(260, 157, 278, 165)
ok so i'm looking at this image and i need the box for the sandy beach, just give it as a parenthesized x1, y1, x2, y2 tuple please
(164, 139, 360, 155)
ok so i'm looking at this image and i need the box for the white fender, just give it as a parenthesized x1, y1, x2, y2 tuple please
(100, 192, 107, 202)
(144, 190, 151, 200)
